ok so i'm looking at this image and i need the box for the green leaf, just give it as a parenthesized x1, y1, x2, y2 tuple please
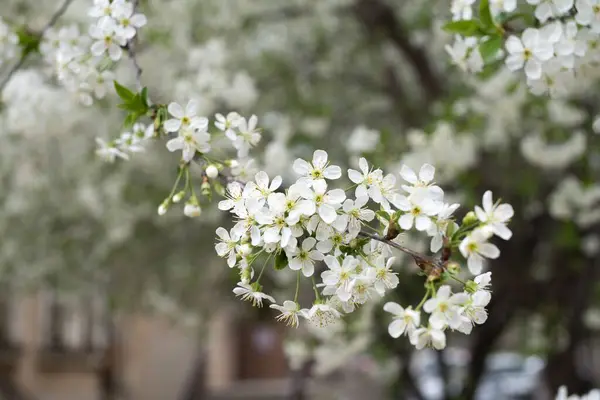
(443, 20, 483, 37)
(479, 0, 494, 28)
(114, 81, 135, 102)
(140, 87, 149, 107)
(123, 113, 139, 128)
(16, 27, 41, 56)
(274, 251, 288, 271)
(479, 35, 503, 63)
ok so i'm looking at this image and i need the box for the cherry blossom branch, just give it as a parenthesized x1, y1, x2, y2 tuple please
(357, 231, 446, 277)
(0, 0, 75, 93)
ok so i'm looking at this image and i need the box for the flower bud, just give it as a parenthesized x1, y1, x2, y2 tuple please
(465, 280, 478, 294)
(462, 211, 478, 225)
(205, 165, 219, 178)
(158, 201, 169, 216)
(172, 191, 185, 203)
(446, 261, 461, 275)
(184, 203, 201, 217)
(226, 159, 239, 168)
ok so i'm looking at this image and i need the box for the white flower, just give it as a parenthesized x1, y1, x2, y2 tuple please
(505, 28, 555, 80)
(528, 0, 574, 22)
(114, 4, 147, 40)
(304, 303, 341, 327)
(423, 285, 468, 330)
(474, 190, 514, 240)
(245, 171, 282, 202)
(342, 196, 375, 237)
(293, 150, 342, 187)
(215, 112, 242, 140)
(490, 0, 517, 14)
(233, 283, 275, 307)
(393, 190, 442, 231)
(89, 19, 126, 61)
(459, 228, 500, 274)
(298, 180, 345, 225)
(399, 164, 443, 198)
(88, 0, 126, 21)
(166, 126, 211, 162)
(369, 256, 399, 295)
(383, 302, 420, 337)
(322, 255, 359, 302)
(286, 237, 324, 277)
(347, 157, 382, 199)
(576, 0, 600, 31)
(473, 271, 492, 293)
(409, 327, 446, 350)
(218, 182, 245, 212)
(164, 100, 207, 133)
(428, 203, 460, 252)
(451, 0, 476, 20)
(95, 138, 129, 162)
(270, 301, 304, 327)
(445, 36, 484, 73)
(233, 115, 261, 157)
(215, 227, 242, 268)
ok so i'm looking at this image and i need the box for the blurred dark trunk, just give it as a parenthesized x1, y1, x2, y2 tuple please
(179, 351, 207, 400)
(289, 358, 314, 400)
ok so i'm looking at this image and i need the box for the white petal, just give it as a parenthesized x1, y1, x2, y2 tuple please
(323, 165, 342, 179)
(505, 36, 524, 54)
(319, 204, 338, 224)
(419, 164, 435, 183)
(388, 320, 406, 338)
(478, 243, 500, 259)
(398, 214, 414, 230)
(415, 215, 431, 231)
(293, 158, 311, 175)
(166, 137, 184, 152)
(312, 149, 328, 168)
(348, 169, 363, 183)
(168, 102, 184, 119)
(399, 165, 418, 184)
(383, 302, 403, 316)
(164, 119, 182, 132)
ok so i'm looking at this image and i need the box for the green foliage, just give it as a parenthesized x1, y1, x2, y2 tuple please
(114, 81, 151, 128)
(443, 20, 486, 37)
(479, 35, 503, 63)
(479, 0, 494, 30)
(16, 26, 41, 57)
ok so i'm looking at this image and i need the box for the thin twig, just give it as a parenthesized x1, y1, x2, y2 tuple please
(126, 0, 143, 90)
(358, 231, 445, 277)
(0, 0, 75, 93)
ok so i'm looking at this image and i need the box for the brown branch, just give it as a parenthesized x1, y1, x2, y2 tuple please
(358, 231, 445, 278)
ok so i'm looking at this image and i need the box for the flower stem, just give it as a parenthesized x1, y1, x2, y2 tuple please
(311, 276, 321, 301)
(294, 271, 301, 303)
(415, 287, 431, 311)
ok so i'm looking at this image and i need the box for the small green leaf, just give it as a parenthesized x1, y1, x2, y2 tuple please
(114, 81, 135, 102)
(479, 35, 503, 63)
(16, 27, 41, 56)
(123, 112, 138, 128)
(479, 0, 494, 28)
(140, 87, 149, 107)
(274, 251, 288, 271)
(443, 20, 484, 37)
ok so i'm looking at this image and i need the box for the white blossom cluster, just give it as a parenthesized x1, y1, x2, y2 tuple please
(39, 0, 146, 105)
(0, 17, 19, 67)
(556, 386, 600, 400)
(212, 147, 513, 350)
(447, 0, 600, 96)
(549, 176, 600, 227)
(95, 122, 153, 162)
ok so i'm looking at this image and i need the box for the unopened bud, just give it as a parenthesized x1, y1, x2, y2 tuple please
(201, 180, 212, 198)
(446, 261, 461, 275)
(158, 201, 169, 216)
(465, 280, 478, 294)
(172, 191, 185, 203)
(462, 211, 478, 225)
(226, 159, 239, 168)
(205, 165, 219, 179)
(183, 202, 202, 218)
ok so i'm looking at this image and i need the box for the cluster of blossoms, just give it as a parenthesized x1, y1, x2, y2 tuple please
(39, 0, 146, 105)
(211, 149, 512, 350)
(556, 386, 600, 400)
(95, 122, 153, 162)
(446, 0, 600, 96)
(0, 17, 19, 67)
